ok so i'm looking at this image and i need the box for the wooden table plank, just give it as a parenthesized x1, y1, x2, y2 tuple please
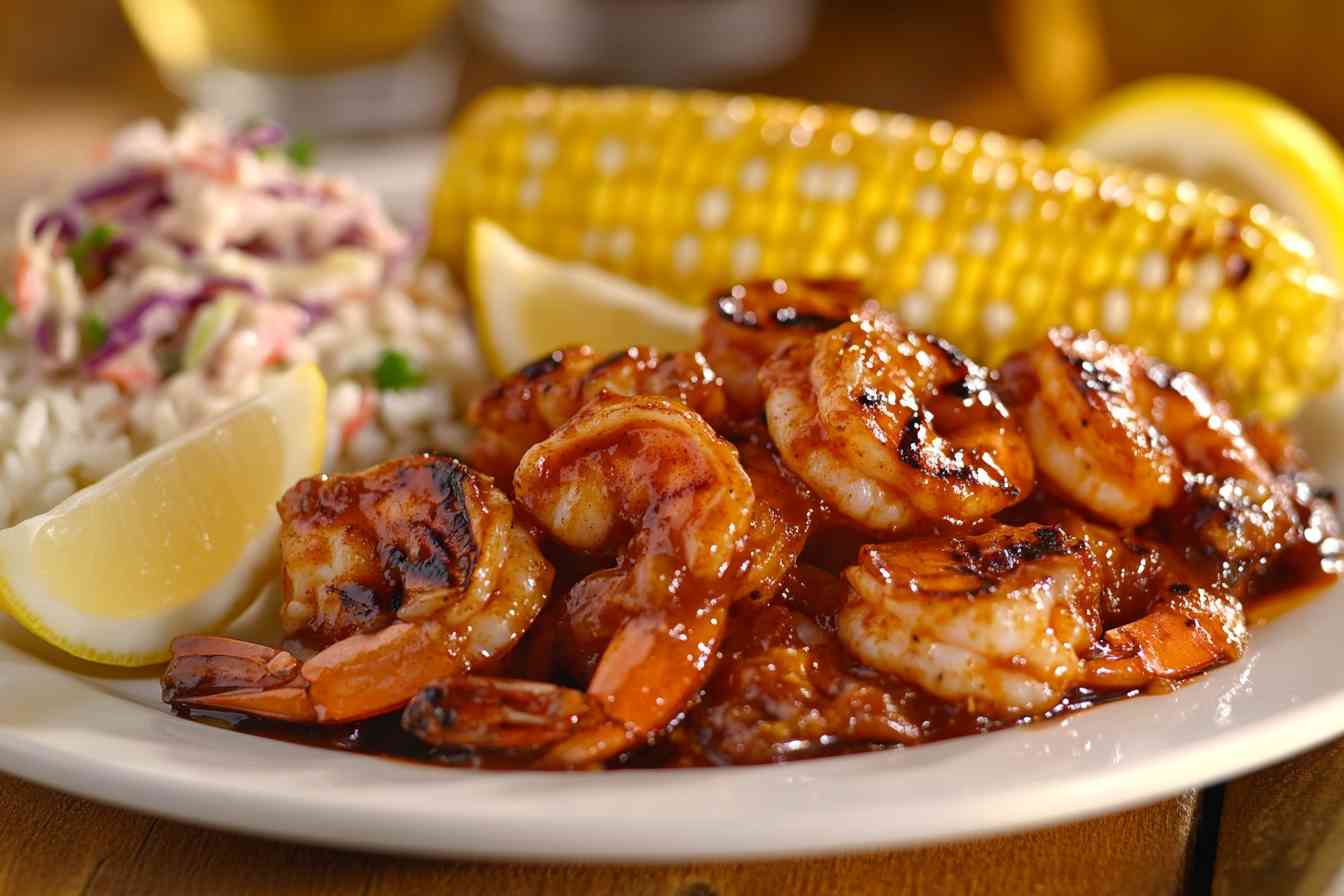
(0, 772, 1197, 896)
(1214, 737, 1344, 895)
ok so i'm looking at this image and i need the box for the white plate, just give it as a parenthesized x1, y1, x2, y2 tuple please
(2, 394, 1344, 863)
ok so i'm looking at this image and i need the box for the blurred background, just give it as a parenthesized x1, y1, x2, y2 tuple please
(4, 0, 1344, 216)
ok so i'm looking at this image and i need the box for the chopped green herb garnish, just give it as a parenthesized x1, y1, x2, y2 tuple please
(284, 136, 316, 169)
(0, 292, 13, 332)
(68, 224, 116, 278)
(373, 349, 423, 391)
(79, 314, 108, 352)
(256, 135, 314, 167)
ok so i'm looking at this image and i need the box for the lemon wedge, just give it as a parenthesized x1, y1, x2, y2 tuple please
(1059, 76, 1344, 277)
(468, 218, 703, 377)
(0, 364, 327, 666)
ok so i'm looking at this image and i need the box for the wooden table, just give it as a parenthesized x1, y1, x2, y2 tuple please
(4, 3, 1344, 893)
(3, 736, 1344, 895)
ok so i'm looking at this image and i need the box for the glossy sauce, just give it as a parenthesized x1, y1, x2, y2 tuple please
(178, 563, 1336, 770)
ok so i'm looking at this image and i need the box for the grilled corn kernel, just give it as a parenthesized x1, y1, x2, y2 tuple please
(432, 86, 1343, 419)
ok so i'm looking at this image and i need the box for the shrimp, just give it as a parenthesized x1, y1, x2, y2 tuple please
(505, 393, 754, 767)
(1079, 583, 1248, 690)
(468, 346, 598, 481)
(545, 429, 821, 686)
(577, 345, 728, 425)
(761, 316, 1035, 532)
(1070, 416, 1332, 691)
(680, 565, 931, 764)
(728, 434, 824, 602)
(1140, 360, 1297, 571)
(1065, 520, 1250, 691)
(161, 455, 554, 723)
(1245, 421, 1344, 577)
(468, 345, 729, 481)
(1001, 328, 1294, 561)
(998, 328, 1181, 527)
(1001, 495, 1253, 692)
(699, 278, 871, 413)
(402, 677, 607, 751)
(404, 568, 928, 762)
(839, 524, 1098, 719)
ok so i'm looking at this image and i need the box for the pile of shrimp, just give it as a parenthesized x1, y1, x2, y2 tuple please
(162, 278, 1343, 769)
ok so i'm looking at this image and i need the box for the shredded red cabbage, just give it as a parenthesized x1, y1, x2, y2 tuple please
(34, 316, 56, 356)
(232, 122, 288, 151)
(291, 299, 334, 331)
(96, 234, 135, 275)
(262, 183, 306, 201)
(74, 169, 165, 207)
(382, 220, 425, 287)
(32, 208, 80, 242)
(118, 187, 172, 223)
(83, 277, 258, 371)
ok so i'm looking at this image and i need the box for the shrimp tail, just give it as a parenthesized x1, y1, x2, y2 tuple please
(401, 677, 606, 751)
(161, 636, 319, 723)
(1081, 588, 1249, 689)
(174, 687, 320, 723)
(162, 624, 479, 724)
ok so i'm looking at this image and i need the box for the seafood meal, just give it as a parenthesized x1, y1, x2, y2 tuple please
(161, 278, 1342, 769)
(2, 85, 1342, 776)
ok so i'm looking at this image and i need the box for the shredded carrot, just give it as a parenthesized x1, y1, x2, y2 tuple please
(340, 389, 377, 447)
(13, 250, 37, 316)
(96, 358, 157, 392)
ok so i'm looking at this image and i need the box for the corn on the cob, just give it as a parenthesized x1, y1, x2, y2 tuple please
(431, 86, 1342, 419)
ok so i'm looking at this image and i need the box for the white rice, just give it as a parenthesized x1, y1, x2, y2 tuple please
(0, 115, 486, 527)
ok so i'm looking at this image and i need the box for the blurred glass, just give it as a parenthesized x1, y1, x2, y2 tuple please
(997, 0, 1344, 139)
(464, 0, 816, 85)
(120, 0, 460, 134)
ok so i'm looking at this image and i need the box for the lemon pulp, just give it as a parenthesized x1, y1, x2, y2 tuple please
(31, 408, 284, 618)
(469, 219, 703, 376)
(0, 364, 326, 665)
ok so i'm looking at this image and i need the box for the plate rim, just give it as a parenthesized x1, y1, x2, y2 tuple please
(2, 630, 1344, 863)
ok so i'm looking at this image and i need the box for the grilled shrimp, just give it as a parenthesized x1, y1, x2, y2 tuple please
(1065, 518, 1250, 690)
(162, 455, 554, 723)
(537, 427, 820, 689)
(469, 345, 728, 481)
(1002, 328, 1294, 563)
(1070, 411, 1333, 691)
(1245, 421, 1344, 577)
(506, 394, 754, 766)
(839, 524, 1098, 718)
(402, 566, 922, 763)
(1142, 360, 1297, 570)
(680, 565, 929, 764)
(578, 345, 728, 423)
(1079, 583, 1248, 690)
(699, 278, 870, 413)
(1003, 496, 1253, 691)
(409, 397, 824, 765)
(729, 434, 824, 602)
(402, 677, 607, 751)
(469, 346, 598, 481)
(999, 329, 1181, 527)
(761, 316, 1034, 532)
